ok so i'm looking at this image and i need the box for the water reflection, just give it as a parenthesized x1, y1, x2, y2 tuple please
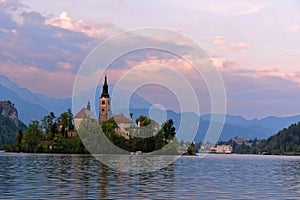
(98, 162, 109, 199)
(0, 153, 300, 199)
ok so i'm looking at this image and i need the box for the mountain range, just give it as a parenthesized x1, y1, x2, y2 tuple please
(1, 74, 300, 141)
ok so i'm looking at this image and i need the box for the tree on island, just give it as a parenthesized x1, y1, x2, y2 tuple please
(187, 145, 195, 155)
(9, 130, 23, 152)
(41, 112, 57, 140)
(4, 109, 88, 154)
(57, 109, 74, 137)
(100, 115, 178, 154)
(101, 117, 118, 137)
(135, 115, 151, 127)
(161, 119, 176, 140)
(4, 109, 179, 154)
(21, 120, 43, 152)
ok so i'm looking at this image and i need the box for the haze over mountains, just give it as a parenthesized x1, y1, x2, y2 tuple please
(1, 74, 300, 141)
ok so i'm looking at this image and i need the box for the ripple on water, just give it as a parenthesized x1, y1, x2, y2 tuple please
(0, 153, 300, 199)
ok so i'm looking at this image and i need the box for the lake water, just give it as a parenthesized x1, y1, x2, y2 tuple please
(0, 153, 300, 199)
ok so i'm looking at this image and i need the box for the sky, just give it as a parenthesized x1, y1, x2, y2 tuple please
(1, 0, 300, 119)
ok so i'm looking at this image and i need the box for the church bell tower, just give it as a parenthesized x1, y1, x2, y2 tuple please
(99, 74, 110, 123)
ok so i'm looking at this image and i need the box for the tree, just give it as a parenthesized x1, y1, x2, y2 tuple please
(58, 109, 74, 137)
(52, 133, 66, 153)
(41, 112, 55, 131)
(130, 112, 133, 121)
(262, 122, 300, 155)
(67, 109, 74, 131)
(161, 119, 176, 140)
(21, 120, 43, 152)
(187, 145, 195, 155)
(101, 117, 117, 136)
(41, 112, 56, 140)
(234, 143, 251, 154)
(135, 115, 151, 127)
(13, 130, 23, 152)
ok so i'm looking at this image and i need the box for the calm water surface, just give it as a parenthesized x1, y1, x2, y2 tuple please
(0, 153, 300, 199)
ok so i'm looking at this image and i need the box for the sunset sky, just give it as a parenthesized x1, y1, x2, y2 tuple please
(1, 0, 300, 119)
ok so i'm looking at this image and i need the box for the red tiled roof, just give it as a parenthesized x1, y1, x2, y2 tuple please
(39, 141, 53, 145)
(114, 113, 132, 124)
(74, 108, 96, 119)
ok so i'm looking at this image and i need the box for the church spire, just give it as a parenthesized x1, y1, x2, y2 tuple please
(87, 101, 91, 111)
(101, 74, 109, 98)
(99, 74, 110, 123)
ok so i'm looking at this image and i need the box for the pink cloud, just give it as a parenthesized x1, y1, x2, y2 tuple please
(225, 42, 251, 52)
(284, 70, 300, 85)
(176, 1, 266, 16)
(57, 61, 72, 70)
(212, 56, 300, 94)
(290, 25, 300, 32)
(45, 11, 115, 38)
(0, 61, 75, 98)
(212, 36, 225, 45)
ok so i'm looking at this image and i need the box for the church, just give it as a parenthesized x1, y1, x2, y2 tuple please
(74, 75, 133, 139)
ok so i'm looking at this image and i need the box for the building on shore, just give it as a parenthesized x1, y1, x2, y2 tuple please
(114, 113, 133, 140)
(38, 140, 53, 150)
(232, 137, 248, 145)
(211, 144, 233, 154)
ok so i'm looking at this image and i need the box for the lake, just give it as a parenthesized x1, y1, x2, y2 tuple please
(0, 153, 300, 199)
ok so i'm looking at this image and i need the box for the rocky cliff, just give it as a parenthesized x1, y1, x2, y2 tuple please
(0, 100, 18, 126)
(0, 100, 26, 149)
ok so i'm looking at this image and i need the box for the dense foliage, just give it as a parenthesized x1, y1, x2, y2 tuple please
(100, 117, 179, 154)
(3, 108, 179, 154)
(264, 122, 300, 155)
(3, 109, 88, 154)
(223, 122, 300, 155)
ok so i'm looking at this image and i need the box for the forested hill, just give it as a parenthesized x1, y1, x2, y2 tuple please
(0, 101, 26, 149)
(266, 122, 300, 155)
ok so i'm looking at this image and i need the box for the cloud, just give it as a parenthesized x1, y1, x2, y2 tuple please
(212, 36, 225, 45)
(45, 11, 115, 38)
(0, 2, 111, 97)
(235, 3, 266, 15)
(211, 57, 239, 71)
(21, 11, 45, 25)
(57, 61, 72, 70)
(0, 0, 27, 11)
(211, 56, 300, 117)
(284, 70, 300, 85)
(211, 36, 250, 53)
(225, 42, 251, 52)
(213, 56, 300, 95)
(106, 49, 300, 118)
(0, 6, 101, 75)
(1, 0, 299, 118)
(176, 1, 266, 16)
(0, 61, 75, 97)
(290, 25, 300, 32)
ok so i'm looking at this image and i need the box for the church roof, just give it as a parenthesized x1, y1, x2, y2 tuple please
(74, 108, 97, 119)
(114, 113, 132, 124)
